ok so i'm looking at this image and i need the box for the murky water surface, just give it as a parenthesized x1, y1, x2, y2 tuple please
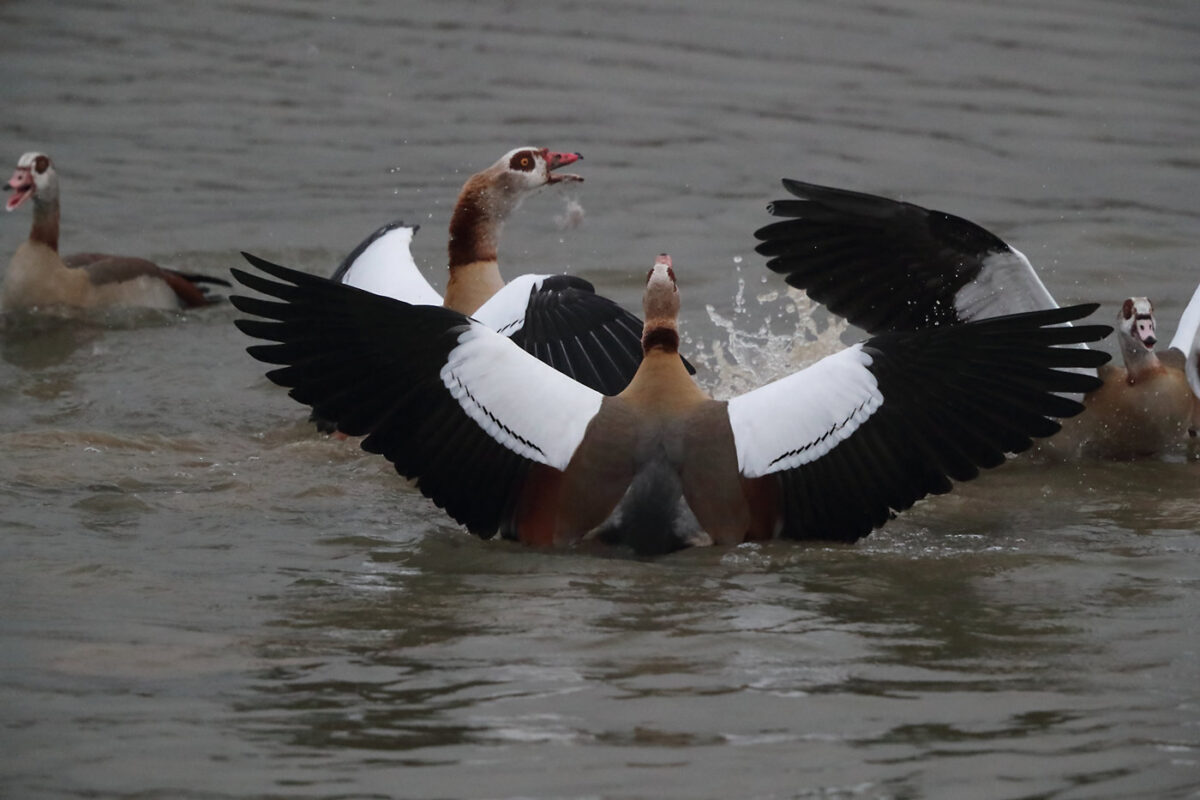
(2, 1, 1199, 798)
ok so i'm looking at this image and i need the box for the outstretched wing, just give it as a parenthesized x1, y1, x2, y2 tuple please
(728, 304, 1112, 542)
(753, 179, 1060, 332)
(330, 220, 443, 306)
(232, 254, 603, 538)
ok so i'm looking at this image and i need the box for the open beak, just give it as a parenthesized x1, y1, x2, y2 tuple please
(4, 168, 33, 212)
(545, 151, 584, 184)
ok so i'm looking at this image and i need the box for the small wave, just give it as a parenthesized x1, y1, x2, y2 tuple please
(0, 428, 211, 453)
(0, 303, 185, 331)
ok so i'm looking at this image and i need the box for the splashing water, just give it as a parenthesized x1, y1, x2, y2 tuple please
(688, 262, 852, 400)
(555, 195, 585, 230)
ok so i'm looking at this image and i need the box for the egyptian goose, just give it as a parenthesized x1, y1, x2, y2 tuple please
(230, 253, 1109, 554)
(3, 152, 228, 311)
(1046, 294, 1200, 458)
(753, 179, 1200, 458)
(324, 148, 691, 397)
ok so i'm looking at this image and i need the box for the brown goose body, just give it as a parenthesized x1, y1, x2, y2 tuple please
(1043, 297, 1200, 459)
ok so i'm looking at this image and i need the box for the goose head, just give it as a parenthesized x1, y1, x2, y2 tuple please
(4, 152, 58, 212)
(1117, 296, 1162, 378)
(1119, 297, 1157, 350)
(472, 147, 583, 219)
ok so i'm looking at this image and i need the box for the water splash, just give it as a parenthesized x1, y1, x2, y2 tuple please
(688, 261, 852, 400)
(555, 195, 585, 230)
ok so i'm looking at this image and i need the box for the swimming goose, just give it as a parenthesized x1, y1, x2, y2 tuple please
(3, 152, 228, 310)
(231, 253, 1109, 554)
(1047, 294, 1200, 458)
(753, 179, 1200, 458)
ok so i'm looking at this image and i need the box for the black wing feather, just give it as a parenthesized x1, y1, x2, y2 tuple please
(510, 274, 693, 395)
(232, 253, 532, 539)
(754, 180, 1015, 332)
(772, 304, 1111, 542)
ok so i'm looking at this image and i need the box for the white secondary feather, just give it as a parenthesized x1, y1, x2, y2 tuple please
(727, 344, 883, 478)
(340, 225, 443, 306)
(954, 247, 1059, 320)
(1167, 281, 1200, 356)
(1167, 281, 1200, 398)
(440, 321, 603, 469)
(471, 273, 550, 335)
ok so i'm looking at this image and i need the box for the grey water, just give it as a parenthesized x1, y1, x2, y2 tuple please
(2, 1, 1199, 798)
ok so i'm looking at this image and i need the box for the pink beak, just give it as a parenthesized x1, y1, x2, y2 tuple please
(546, 150, 582, 169)
(545, 150, 584, 183)
(4, 168, 33, 212)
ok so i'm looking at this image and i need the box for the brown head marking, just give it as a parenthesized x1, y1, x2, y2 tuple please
(508, 149, 538, 172)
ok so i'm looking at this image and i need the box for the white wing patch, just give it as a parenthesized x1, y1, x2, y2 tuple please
(1168, 281, 1200, 399)
(1167, 281, 1200, 356)
(440, 321, 603, 469)
(727, 344, 882, 478)
(471, 274, 549, 336)
(955, 247, 1059, 320)
(341, 226, 443, 306)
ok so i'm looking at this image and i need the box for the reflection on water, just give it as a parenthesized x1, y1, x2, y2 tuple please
(1, 316, 103, 369)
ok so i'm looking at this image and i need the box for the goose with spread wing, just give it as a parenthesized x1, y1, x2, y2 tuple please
(232, 252, 1109, 554)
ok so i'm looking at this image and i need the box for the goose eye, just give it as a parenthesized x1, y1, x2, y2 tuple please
(34, 155, 49, 174)
(509, 151, 536, 172)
